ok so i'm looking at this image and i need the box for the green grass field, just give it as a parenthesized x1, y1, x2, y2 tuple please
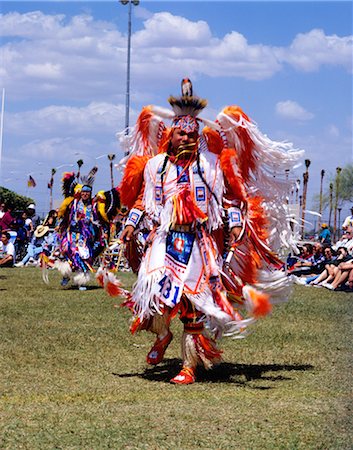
(0, 267, 352, 449)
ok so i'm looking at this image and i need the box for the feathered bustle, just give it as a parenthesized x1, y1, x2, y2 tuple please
(219, 148, 247, 203)
(57, 196, 74, 218)
(119, 155, 150, 209)
(202, 127, 224, 155)
(61, 172, 76, 198)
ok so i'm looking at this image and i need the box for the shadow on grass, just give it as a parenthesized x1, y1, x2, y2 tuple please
(114, 358, 313, 388)
(64, 285, 101, 291)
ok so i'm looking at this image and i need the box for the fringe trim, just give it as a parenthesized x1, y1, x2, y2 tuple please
(54, 260, 72, 278)
(182, 331, 222, 370)
(217, 106, 304, 253)
(73, 272, 90, 287)
(132, 265, 165, 320)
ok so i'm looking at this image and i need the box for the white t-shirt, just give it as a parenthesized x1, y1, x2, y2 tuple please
(25, 218, 33, 228)
(0, 241, 15, 258)
(342, 215, 353, 229)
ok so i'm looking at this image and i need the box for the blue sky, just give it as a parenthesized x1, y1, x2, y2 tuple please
(0, 1, 352, 227)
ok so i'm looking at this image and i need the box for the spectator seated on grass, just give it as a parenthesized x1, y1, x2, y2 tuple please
(290, 243, 326, 277)
(286, 243, 313, 271)
(0, 231, 15, 267)
(332, 228, 353, 253)
(14, 225, 53, 267)
(341, 206, 353, 231)
(295, 246, 349, 287)
(321, 258, 353, 291)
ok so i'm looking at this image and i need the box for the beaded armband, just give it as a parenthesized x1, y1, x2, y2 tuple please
(227, 207, 243, 229)
(125, 208, 144, 228)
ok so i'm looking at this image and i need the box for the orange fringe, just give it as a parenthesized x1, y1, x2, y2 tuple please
(247, 196, 268, 241)
(119, 155, 150, 209)
(222, 106, 255, 182)
(158, 128, 173, 154)
(202, 127, 224, 155)
(106, 280, 123, 297)
(213, 288, 234, 318)
(173, 188, 207, 225)
(96, 272, 104, 287)
(196, 334, 223, 360)
(136, 106, 154, 152)
(219, 148, 247, 202)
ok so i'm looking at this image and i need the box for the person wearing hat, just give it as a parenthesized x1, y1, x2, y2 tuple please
(112, 79, 303, 385)
(318, 223, 331, 244)
(27, 203, 41, 232)
(14, 224, 51, 267)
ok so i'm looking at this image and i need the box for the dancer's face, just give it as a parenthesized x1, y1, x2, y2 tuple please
(81, 191, 91, 203)
(171, 128, 198, 154)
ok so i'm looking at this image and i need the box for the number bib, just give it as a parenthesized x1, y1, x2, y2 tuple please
(153, 272, 183, 307)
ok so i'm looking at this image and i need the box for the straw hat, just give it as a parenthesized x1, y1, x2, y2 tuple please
(34, 225, 49, 238)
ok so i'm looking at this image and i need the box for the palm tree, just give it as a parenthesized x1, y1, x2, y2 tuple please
(76, 159, 84, 180)
(333, 167, 342, 240)
(328, 182, 334, 227)
(318, 169, 325, 229)
(301, 159, 311, 239)
(48, 168, 56, 210)
(108, 154, 116, 189)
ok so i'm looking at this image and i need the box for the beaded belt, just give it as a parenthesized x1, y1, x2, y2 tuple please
(170, 224, 195, 232)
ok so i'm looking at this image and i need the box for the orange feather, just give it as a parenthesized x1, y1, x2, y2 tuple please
(202, 126, 224, 155)
(222, 106, 255, 182)
(244, 285, 272, 318)
(219, 148, 247, 202)
(119, 155, 150, 209)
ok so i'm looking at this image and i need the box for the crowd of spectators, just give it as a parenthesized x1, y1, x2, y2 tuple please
(0, 200, 57, 268)
(2, 197, 353, 293)
(289, 208, 353, 292)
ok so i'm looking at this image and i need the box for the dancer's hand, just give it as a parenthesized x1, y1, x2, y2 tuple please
(120, 225, 135, 242)
(230, 226, 242, 243)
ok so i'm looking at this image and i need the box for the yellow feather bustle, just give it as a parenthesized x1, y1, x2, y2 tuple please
(95, 190, 109, 223)
(58, 196, 74, 218)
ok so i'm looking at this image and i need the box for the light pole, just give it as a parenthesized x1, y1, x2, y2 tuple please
(108, 154, 116, 189)
(120, 0, 139, 156)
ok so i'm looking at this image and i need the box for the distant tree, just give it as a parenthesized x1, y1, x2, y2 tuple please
(0, 186, 34, 212)
(312, 164, 353, 218)
(338, 164, 353, 202)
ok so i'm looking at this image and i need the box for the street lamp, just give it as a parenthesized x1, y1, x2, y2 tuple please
(120, 0, 140, 156)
